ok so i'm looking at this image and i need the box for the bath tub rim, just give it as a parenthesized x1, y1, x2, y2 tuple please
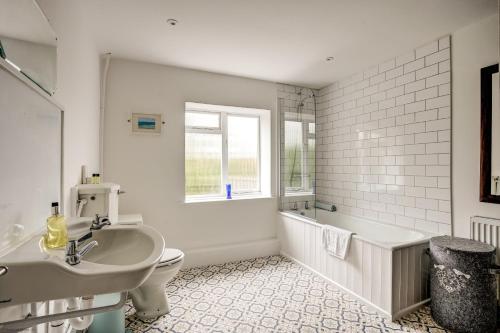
(279, 210, 439, 250)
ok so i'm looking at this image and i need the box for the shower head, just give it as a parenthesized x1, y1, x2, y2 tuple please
(296, 88, 316, 110)
(299, 93, 314, 105)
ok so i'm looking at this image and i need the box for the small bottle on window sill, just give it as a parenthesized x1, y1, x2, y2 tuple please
(226, 184, 232, 199)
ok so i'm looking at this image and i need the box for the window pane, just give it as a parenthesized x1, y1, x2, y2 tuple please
(308, 122, 315, 135)
(185, 112, 220, 128)
(284, 121, 303, 190)
(185, 133, 222, 196)
(228, 116, 259, 192)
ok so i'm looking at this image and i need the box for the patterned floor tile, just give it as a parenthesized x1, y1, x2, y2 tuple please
(125, 256, 449, 333)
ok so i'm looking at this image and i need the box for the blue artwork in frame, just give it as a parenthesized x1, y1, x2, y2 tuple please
(131, 113, 162, 134)
(138, 117, 156, 129)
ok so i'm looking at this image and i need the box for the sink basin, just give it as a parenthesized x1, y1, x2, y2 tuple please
(84, 229, 155, 266)
(0, 224, 164, 308)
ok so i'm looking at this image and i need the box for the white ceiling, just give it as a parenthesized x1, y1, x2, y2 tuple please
(79, 0, 495, 88)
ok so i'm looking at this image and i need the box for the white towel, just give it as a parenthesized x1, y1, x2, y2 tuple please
(321, 225, 352, 260)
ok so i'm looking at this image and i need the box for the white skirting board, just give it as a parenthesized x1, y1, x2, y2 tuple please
(182, 238, 281, 269)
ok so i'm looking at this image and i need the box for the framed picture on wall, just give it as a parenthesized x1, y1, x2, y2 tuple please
(130, 113, 163, 134)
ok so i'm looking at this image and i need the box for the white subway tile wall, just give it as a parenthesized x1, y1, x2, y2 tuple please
(315, 36, 451, 234)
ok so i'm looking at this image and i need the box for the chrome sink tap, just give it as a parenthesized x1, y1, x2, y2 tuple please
(65, 232, 98, 266)
(90, 214, 111, 231)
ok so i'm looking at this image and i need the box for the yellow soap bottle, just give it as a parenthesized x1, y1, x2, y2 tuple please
(44, 202, 68, 249)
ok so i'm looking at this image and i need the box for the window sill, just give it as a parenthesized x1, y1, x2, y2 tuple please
(184, 194, 274, 204)
(284, 191, 314, 197)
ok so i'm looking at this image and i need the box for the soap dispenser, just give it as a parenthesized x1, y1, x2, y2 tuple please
(44, 202, 68, 249)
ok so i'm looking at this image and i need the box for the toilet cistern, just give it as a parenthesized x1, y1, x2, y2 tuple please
(70, 183, 121, 223)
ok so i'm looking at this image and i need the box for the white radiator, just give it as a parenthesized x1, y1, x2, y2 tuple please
(470, 215, 500, 299)
(470, 216, 500, 258)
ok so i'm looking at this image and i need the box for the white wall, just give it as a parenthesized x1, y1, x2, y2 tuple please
(452, 14, 500, 238)
(0, 1, 101, 328)
(315, 36, 452, 234)
(38, 2, 500, 249)
(104, 59, 279, 259)
(38, 0, 101, 212)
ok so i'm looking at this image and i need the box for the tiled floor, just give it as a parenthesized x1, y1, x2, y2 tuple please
(125, 255, 448, 333)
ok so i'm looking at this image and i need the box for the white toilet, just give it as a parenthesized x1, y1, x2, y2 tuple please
(129, 248, 185, 319)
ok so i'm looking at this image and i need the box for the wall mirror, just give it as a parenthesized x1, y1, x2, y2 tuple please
(480, 63, 500, 203)
(0, 0, 57, 95)
(0, 64, 63, 255)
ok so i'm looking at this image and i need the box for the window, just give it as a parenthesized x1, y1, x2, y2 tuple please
(284, 118, 315, 194)
(185, 103, 270, 200)
(185, 132, 222, 196)
(228, 115, 259, 192)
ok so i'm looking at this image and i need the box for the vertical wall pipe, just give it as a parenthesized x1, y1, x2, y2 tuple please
(99, 53, 112, 180)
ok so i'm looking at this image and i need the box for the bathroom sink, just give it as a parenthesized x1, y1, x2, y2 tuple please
(0, 224, 164, 308)
(84, 228, 155, 266)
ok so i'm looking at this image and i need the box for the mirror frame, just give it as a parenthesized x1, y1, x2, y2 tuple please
(480, 63, 500, 203)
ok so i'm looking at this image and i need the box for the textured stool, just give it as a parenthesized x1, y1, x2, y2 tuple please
(429, 236, 497, 333)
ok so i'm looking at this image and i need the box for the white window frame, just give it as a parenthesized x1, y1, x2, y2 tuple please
(185, 104, 263, 200)
(304, 121, 315, 192)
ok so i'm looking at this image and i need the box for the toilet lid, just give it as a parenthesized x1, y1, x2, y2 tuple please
(157, 248, 184, 267)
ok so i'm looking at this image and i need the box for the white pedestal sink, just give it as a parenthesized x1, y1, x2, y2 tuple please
(0, 223, 165, 308)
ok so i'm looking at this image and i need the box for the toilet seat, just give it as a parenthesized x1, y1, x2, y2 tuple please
(157, 248, 184, 267)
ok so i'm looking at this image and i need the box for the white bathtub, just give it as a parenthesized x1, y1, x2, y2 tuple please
(278, 210, 436, 320)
